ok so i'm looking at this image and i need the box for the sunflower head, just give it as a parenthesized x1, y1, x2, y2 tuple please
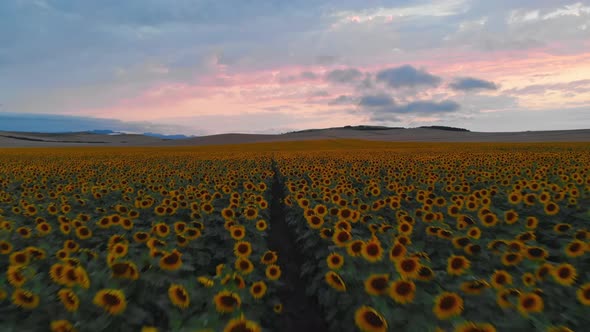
(354, 306, 388, 332)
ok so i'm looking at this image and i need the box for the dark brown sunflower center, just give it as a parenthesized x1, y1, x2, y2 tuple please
(163, 253, 180, 265)
(528, 248, 544, 257)
(522, 297, 536, 309)
(263, 253, 274, 261)
(439, 296, 457, 310)
(220, 295, 237, 307)
(66, 269, 77, 281)
(558, 268, 571, 279)
(18, 292, 34, 303)
(337, 232, 350, 242)
(175, 288, 187, 302)
(238, 245, 249, 254)
(363, 311, 385, 327)
(396, 282, 412, 295)
(496, 275, 507, 284)
(569, 243, 581, 252)
(331, 256, 341, 265)
(228, 322, 253, 332)
(371, 277, 388, 291)
(401, 259, 416, 272)
(79, 228, 89, 236)
(366, 244, 379, 256)
(451, 258, 464, 269)
(103, 293, 121, 306)
(15, 253, 26, 263)
(239, 261, 250, 270)
(583, 288, 590, 299)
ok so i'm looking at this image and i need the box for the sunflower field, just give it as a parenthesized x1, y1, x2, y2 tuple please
(0, 141, 589, 332)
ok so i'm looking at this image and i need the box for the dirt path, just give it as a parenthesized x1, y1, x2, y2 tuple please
(267, 160, 328, 332)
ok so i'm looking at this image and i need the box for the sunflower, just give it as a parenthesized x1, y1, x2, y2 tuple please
(17, 226, 32, 238)
(7, 265, 27, 287)
(159, 249, 183, 271)
(396, 257, 421, 279)
(347, 240, 364, 257)
(552, 263, 577, 286)
(50, 320, 77, 332)
(543, 201, 559, 215)
(307, 215, 324, 229)
(535, 263, 553, 281)
(111, 243, 128, 258)
(265, 264, 281, 281)
(49, 263, 65, 284)
(389, 279, 416, 304)
(497, 288, 520, 308)
(464, 244, 482, 256)
(260, 250, 278, 265)
(501, 252, 523, 266)
(433, 292, 464, 320)
(0, 240, 12, 255)
(416, 266, 435, 281)
(12, 288, 40, 310)
(9, 250, 30, 266)
(273, 303, 283, 313)
(214, 290, 241, 313)
(362, 240, 383, 263)
(221, 208, 235, 221)
(490, 270, 513, 289)
(525, 246, 548, 261)
(243, 206, 259, 221)
(389, 242, 407, 261)
(235, 257, 254, 275)
(325, 271, 346, 292)
(197, 276, 214, 288)
(553, 223, 571, 233)
(522, 273, 536, 287)
(255, 219, 268, 231)
(517, 292, 543, 316)
(447, 255, 470, 276)
(480, 213, 498, 227)
(327, 252, 344, 270)
(577, 283, 590, 306)
(525, 216, 539, 229)
(364, 274, 389, 296)
(230, 225, 246, 240)
(454, 322, 496, 332)
(184, 227, 201, 240)
(234, 241, 253, 258)
(332, 230, 352, 246)
(222, 316, 261, 332)
(460, 280, 490, 295)
(75, 226, 92, 240)
(250, 281, 267, 299)
(354, 306, 388, 332)
(58, 288, 80, 312)
(467, 226, 482, 239)
(93, 289, 127, 315)
(565, 240, 585, 257)
(168, 284, 190, 309)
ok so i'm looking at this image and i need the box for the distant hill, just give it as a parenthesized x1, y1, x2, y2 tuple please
(418, 126, 470, 132)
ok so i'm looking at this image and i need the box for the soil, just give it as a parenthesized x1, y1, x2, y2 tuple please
(267, 160, 329, 332)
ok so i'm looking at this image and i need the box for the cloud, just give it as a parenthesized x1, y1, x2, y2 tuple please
(328, 95, 357, 105)
(359, 94, 394, 107)
(325, 68, 364, 84)
(375, 65, 441, 88)
(504, 79, 590, 95)
(450, 77, 498, 91)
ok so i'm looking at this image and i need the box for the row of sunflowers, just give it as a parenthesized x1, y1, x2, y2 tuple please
(276, 144, 589, 332)
(0, 148, 282, 332)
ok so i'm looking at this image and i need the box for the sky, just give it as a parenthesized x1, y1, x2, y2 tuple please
(1, 0, 589, 135)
